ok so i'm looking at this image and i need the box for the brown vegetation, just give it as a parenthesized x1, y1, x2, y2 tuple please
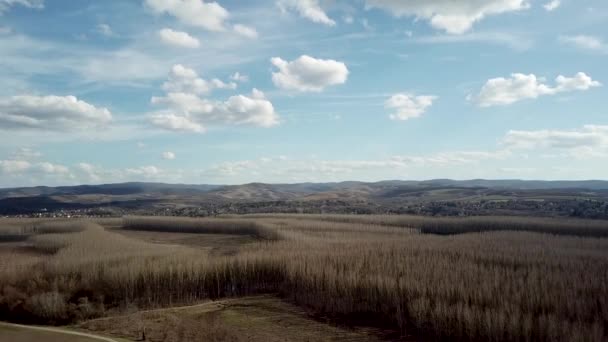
(122, 216, 279, 240)
(236, 213, 608, 237)
(78, 296, 383, 342)
(0, 215, 606, 341)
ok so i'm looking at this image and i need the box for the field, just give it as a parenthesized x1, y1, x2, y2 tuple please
(1, 215, 607, 341)
(0, 322, 125, 341)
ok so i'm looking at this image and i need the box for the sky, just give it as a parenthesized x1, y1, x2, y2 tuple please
(0, 0, 607, 187)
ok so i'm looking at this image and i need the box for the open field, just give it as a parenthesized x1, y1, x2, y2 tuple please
(1, 214, 607, 341)
(77, 295, 385, 342)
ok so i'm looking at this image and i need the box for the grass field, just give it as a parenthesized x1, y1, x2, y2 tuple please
(77, 295, 387, 342)
(0, 322, 124, 342)
(1, 214, 607, 341)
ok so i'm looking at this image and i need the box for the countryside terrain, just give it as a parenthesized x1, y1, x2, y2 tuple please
(2, 179, 608, 218)
(0, 214, 607, 341)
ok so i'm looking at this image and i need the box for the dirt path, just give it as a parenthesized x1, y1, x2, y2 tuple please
(0, 322, 123, 342)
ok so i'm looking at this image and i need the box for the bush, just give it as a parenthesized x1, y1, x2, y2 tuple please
(28, 292, 67, 322)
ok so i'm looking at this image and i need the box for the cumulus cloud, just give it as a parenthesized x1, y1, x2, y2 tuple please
(543, 0, 560, 11)
(158, 28, 200, 48)
(150, 88, 279, 132)
(149, 65, 279, 133)
(145, 0, 229, 31)
(0, 159, 70, 176)
(37, 162, 69, 175)
(471, 72, 601, 107)
(233, 24, 258, 39)
(162, 64, 236, 95)
(0, 95, 112, 131)
(162, 151, 176, 160)
(0, 0, 43, 13)
(364, 0, 529, 34)
(559, 35, 608, 53)
(0, 159, 30, 173)
(150, 113, 205, 133)
(385, 93, 437, 121)
(278, 0, 335, 26)
(271, 55, 349, 92)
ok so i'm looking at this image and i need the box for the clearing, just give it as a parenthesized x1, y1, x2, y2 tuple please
(77, 295, 392, 342)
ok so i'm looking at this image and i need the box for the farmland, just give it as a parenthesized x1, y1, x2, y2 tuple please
(1, 215, 607, 341)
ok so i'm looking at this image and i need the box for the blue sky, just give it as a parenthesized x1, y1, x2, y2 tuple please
(0, 0, 607, 187)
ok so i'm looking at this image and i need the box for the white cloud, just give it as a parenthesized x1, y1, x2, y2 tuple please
(414, 31, 533, 51)
(364, 0, 530, 34)
(231, 72, 248, 82)
(74, 163, 168, 183)
(77, 162, 101, 182)
(96, 23, 113, 37)
(0, 159, 69, 178)
(150, 88, 279, 132)
(162, 151, 176, 160)
(158, 28, 200, 48)
(0, 95, 112, 131)
(125, 165, 162, 178)
(233, 24, 258, 39)
(278, 0, 336, 26)
(503, 125, 608, 151)
(559, 35, 608, 53)
(0, 159, 30, 173)
(271, 55, 349, 92)
(37, 162, 69, 175)
(472, 72, 601, 107)
(202, 149, 509, 181)
(162, 64, 236, 95)
(150, 66, 278, 133)
(11, 147, 41, 160)
(150, 113, 205, 133)
(555, 73, 602, 92)
(502, 125, 608, 160)
(145, 0, 229, 31)
(385, 93, 437, 121)
(0, 0, 43, 13)
(543, 0, 560, 11)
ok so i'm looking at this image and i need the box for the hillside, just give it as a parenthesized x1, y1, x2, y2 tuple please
(1, 180, 608, 218)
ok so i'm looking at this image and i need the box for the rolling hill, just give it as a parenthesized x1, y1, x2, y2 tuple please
(1, 180, 608, 217)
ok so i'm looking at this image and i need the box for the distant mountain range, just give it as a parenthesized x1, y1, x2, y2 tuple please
(2, 179, 608, 200)
(1, 180, 608, 216)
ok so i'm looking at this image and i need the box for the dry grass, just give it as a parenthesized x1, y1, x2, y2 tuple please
(78, 296, 384, 342)
(236, 213, 608, 237)
(0, 216, 606, 341)
(123, 216, 280, 240)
